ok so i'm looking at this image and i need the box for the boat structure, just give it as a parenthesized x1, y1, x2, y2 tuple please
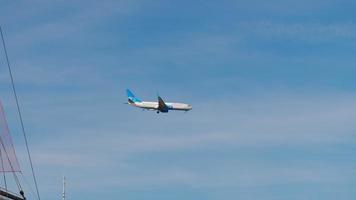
(0, 26, 41, 200)
(0, 102, 26, 200)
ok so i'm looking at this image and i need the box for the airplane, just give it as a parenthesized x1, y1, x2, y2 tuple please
(126, 89, 192, 113)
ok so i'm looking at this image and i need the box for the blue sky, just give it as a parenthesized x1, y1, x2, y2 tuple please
(0, 0, 356, 199)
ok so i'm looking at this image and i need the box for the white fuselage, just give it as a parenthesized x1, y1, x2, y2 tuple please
(130, 101, 192, 111)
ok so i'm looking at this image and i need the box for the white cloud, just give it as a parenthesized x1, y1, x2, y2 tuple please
(239, 21, 356, 41)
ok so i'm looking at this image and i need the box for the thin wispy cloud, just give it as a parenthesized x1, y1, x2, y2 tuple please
(14, 92, 355, 196)
(239, 21, 356, 41)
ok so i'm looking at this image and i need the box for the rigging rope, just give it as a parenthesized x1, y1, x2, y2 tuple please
(0, 149, 8, 191)
(0, 138, 23, 193)
(0, 26, 41, 200)
(19, 172, 37, 199)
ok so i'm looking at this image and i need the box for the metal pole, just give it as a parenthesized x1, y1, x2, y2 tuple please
(62, 176, 66, 200)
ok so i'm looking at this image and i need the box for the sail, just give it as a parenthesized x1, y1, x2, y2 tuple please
(0, 102, 20, 172)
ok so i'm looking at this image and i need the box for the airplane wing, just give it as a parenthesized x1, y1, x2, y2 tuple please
(158, 96, 169, 112)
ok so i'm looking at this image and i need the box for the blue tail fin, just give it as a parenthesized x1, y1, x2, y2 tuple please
(126, 89, 142, 103)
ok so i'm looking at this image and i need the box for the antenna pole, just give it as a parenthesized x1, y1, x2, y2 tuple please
(62, 176, 66, 200)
